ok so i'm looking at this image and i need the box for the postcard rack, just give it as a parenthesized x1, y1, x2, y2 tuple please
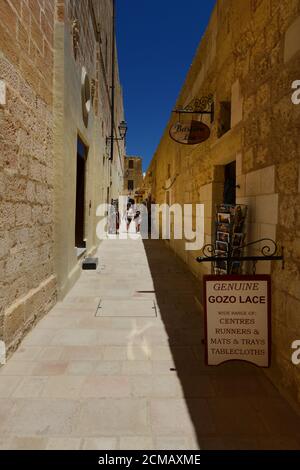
(196, 204, 284, 274)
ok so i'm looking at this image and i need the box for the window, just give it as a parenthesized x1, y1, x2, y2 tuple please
(218, 101, 231, 138)
(128, 180, 134, 191)
(128, 160, 134, 169)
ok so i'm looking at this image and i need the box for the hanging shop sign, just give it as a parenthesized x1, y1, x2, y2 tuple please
(81, 67, 91, 128)
(169, 120, 210, 145)
(204, 275, 271, 368)
(170, 95, 214, 145)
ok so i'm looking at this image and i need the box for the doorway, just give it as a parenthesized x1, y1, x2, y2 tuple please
(223, 161, 236, 205)
(75, 137, 88, 249)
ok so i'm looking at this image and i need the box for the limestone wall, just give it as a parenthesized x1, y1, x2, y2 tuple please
(144, 0, 300, 404)
(0, 0, 126, 354)
(0, 0, 57, 352)
(54, 0, 126, 298)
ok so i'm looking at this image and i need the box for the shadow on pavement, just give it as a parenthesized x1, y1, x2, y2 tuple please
(142, 238, 300, 450)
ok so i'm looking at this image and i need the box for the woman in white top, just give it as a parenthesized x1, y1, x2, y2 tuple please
(126, 203, 135, 232)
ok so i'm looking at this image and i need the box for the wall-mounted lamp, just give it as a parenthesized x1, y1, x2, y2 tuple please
(118, 120, 128, 139)
(106, 120, 128, 144)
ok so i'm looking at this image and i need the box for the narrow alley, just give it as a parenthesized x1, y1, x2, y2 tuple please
(0, 238, 300, 450)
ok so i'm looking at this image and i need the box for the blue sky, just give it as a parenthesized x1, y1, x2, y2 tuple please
(116, 0, 216, 172)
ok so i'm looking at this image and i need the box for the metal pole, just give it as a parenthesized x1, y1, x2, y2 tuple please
(110, 0, 116, 162)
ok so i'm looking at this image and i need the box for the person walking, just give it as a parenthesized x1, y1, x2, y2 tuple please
(126, 202, 135, 232)
(134, 208, 141, 233)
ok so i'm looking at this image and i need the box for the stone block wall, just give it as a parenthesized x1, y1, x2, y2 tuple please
(53, 0, 125, 298)
(237, 164, 278, 275)
(144, 0, 300, 405)
(0, 0, 57, 353)
(0, 0, 126, 354)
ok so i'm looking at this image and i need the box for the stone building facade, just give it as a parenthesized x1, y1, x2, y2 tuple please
(54, 0, 125, 298)
(144, 0, 300, 404)
(124, 156, 143, 196)
(0, 0, 125, 354)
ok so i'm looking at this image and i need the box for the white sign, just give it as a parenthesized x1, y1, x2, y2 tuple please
(204, 275, 271, 367)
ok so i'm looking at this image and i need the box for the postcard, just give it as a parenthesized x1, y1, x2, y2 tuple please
(233, 233, 244, 247)
(216, 259, 227, 271)
(216, 240, 228, 252)
(215, 250, 227, 257)
(217, 231, 230, 243)
(219, 269, 228, 275)
(217, 213, 231, 224)
(231, 261, 241, 274)
(217, 223, 230, 233)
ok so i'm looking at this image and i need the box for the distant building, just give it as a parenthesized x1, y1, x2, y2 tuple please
(124, 156, 143, 197)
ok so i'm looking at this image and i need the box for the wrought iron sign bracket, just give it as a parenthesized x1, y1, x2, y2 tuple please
(196, 238, 284, 275)
(173, 95, 214, 123)
(162, 173, 180, 191)
(106, 136, 124, 143)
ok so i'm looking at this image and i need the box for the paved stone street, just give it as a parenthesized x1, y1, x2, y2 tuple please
(0, 238, 300, 450)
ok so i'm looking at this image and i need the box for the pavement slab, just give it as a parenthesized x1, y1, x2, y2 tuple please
(0, 238, 300, 449)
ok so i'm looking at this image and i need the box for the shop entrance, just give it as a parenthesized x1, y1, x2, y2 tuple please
(223, 161, 236, 205)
